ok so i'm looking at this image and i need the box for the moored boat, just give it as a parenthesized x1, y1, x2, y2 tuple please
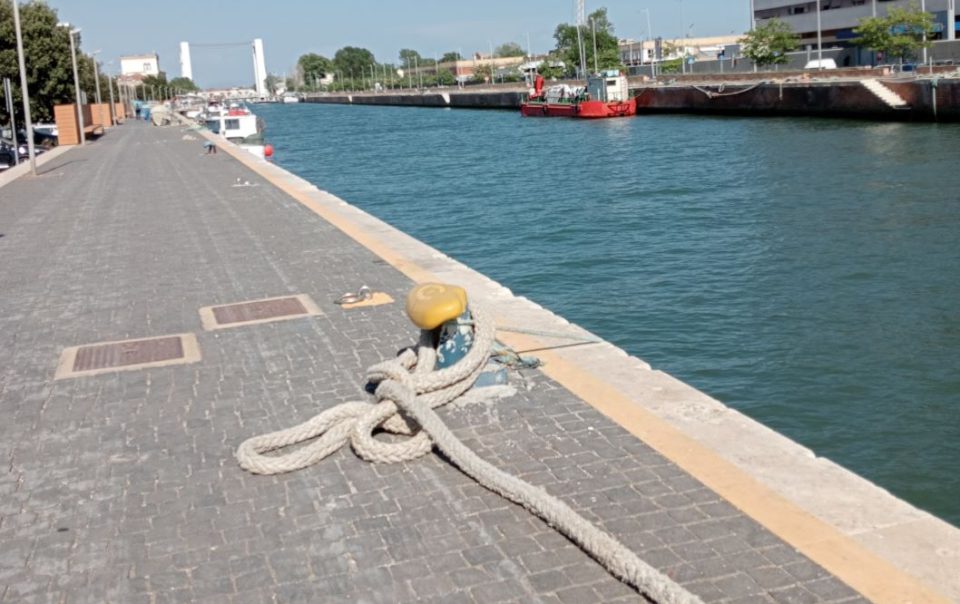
(202, 102, 269, 159)
(521, 70, 636, 119)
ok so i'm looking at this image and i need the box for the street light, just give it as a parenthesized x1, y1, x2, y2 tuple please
(949, 0, 956, 42)
(640, 8, 654, 77)
(12, 0, 37, 174)
(105, 60, 117, 126)
(816, 1, 823, 70)
(91, 50, 103, 104)
(921, 0, 928, 67)
(58, 23, 85, 145)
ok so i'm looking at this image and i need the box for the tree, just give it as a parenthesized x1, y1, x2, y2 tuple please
(552, 7, 622, 77)
(297, 53, 332, 86)
(537, 58, 566, 79)
(333, 46, 376, 78)
(741, 18, 798, 68)
(264, 74, 282, 95)
(0, 1, 87, 123)
(141, 72, 167, 89)
(495, 42, 525, 58)
(473, 63, 493, 82)
(440, 51, 462, 63)
(398, 48, 421, 68)
(854, 2, 934, 63)
(169, 76, 198, 92)
(436, 69, 456, 86)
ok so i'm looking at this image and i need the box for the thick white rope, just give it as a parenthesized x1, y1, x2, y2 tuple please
(236, 304, 701, 603)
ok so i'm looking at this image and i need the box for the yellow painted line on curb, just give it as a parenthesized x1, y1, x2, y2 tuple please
(203, 128, 949, 604)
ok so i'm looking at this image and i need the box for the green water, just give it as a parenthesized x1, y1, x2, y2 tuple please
(255, 103, 960, 526)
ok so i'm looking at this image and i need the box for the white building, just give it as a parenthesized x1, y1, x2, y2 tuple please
(120, 53, 161, 77)
(753, 0, 957, 44)
(620, 35, 743, 65)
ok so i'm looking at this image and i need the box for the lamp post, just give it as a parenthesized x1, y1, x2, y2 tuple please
(91, 50, 103, 105)
(816, 0, 823, 70)
(949, 0, 956, 41)
(106, 61, 117, 126)
(12, 0, 37, 174)
(488, 40, 495, 85)
(921, 0, 928, 66)
(59, 23, 85, 145)
(591, 18, 599, 73)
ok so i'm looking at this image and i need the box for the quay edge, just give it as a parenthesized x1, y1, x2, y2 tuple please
(302, 77, 960, 121)
(186, 118, 960, 602)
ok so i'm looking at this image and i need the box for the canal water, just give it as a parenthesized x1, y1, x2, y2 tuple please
(253, 103, 960, 526)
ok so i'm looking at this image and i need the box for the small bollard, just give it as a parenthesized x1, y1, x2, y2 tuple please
(406, 284, 507, 385)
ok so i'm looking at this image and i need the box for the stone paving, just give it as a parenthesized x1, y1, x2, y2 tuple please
(0, 122, 868, 603)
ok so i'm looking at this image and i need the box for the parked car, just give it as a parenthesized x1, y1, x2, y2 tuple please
(804, 58, 838, 70)
(0, 127, 57, 148)
(0, 136, 46, 164)
(0, 140, 16, 171)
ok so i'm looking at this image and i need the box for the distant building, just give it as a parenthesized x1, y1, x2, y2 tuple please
(752, 0, 957, 45)
(120, 53, 161, 77)
(619, 35, 743, 66)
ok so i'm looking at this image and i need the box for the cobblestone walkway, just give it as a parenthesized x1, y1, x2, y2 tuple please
(0, 122, 866, 603)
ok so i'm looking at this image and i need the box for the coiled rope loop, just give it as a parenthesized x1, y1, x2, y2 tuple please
(235, 303, 701, 603)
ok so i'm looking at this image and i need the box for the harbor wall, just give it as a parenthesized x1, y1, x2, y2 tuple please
(304, 90, 524, 110)
(301, 79, 960, 120)
(633, 79, 960, 120)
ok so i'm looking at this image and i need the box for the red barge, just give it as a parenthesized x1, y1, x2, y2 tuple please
(520, 70, 636, 119)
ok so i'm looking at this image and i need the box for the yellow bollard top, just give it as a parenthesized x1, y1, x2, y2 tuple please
(405, 283, 468, 330)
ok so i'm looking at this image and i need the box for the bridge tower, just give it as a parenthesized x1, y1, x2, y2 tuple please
(252, 38, 268, 97)
(179, 42, 193, 81)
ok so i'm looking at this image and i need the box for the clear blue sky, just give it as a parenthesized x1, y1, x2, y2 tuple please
(51, 0, 750, 88)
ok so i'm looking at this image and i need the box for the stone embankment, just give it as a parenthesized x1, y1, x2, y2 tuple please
(302, 74, 960, 120)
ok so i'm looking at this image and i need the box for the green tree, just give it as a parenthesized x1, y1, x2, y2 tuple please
(143, 71, 170, 99)
(264, 74, 282, 95)
(0, 0, 87, 123)
(297, 53, 332, 87)
(398, 48, 421, 68)
(741, 18, 798, 67)
(472, 62, 493, 82)
(537, 58, 566, 79)
(854, 2, 934, 63)
(436, 69, 456, 86)
(333, 46, 376, 78)
(440, 51, 462, 63)
(552, 7, 622, 77)
(495, 42, 525, 57)
(169, 76, 198, 92)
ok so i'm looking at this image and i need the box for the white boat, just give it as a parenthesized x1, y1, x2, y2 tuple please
(203, 103, 267, 159)
(282, 94, 300, 104)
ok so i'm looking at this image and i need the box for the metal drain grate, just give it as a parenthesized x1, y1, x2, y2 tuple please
(56, 334, 201, 379)
(199, 294, 321, 330)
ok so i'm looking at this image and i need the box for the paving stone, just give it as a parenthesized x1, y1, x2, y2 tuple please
(0, 122, 870, 603)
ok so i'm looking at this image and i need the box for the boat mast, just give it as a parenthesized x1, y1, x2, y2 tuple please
(575, 0, 587, 80)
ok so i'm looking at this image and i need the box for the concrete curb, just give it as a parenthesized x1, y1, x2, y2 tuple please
(0, 145, 74, 190)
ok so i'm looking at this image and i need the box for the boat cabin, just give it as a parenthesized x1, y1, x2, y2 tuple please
(204, 109, 264, 146)
(587, 70, 629, 103)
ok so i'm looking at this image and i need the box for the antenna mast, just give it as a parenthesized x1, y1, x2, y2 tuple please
(575, 0, 587, 78)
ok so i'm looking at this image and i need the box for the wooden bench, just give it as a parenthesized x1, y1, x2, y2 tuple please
(83, 124, 105, 137)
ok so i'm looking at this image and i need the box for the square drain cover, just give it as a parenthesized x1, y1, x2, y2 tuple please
(56, 333, 201, 379)
(199, 294, 321, 330)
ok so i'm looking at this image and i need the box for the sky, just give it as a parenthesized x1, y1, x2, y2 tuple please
(51, 0, 751, 88)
